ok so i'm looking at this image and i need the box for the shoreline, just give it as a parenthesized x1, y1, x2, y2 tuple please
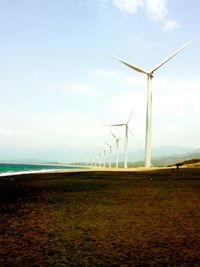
(0, 167, 89, 177)
(0, 166, 173, 177)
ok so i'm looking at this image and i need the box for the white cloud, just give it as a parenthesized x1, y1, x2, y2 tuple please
(112, 0, 143, 14)
(110, 0, 181, 30)
(145, 0, 168, 21)
(69, 83, 99, 97)
(162, 19, 181, 31)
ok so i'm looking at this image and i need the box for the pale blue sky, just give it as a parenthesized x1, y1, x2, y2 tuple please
(0, 0, 199, 162)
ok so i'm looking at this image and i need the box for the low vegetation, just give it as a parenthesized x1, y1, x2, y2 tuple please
(178, 158, 200, 167)
(0, 168, 200, 266)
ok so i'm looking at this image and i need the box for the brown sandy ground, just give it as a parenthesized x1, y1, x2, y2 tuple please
(0, 168, 200, 266)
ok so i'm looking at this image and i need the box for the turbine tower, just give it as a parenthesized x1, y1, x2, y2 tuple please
(101, 147, 106, 168)
(92, 154, 96, 167)
(105, 142, 112, 168)
(111, 40, 192, 167)
(106, 109, 134, 169)
(97, 153, 102, 167)
(110, 131, 122, 168)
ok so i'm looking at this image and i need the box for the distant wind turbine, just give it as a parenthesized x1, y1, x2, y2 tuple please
(92, 154, 96, 167)
(105, 142, 112, 168)
(97, 153, 102, 167)
(101, 147, 106, 168)
(106, 109, 134, 169)
(110, 131, 122, 168)
(111, 40, 193, 167)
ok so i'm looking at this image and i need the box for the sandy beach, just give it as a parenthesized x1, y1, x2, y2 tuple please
(36, 165, 173, 174)
(0, 167, 199, 266)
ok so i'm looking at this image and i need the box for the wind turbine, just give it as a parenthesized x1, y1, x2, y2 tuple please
(105, 142, 112, 168)
(90, 154, 96, 168)
(111, 40, 193, 167)
(92, 154, 96, 167)
(110, 131, 122, 168)
(97, 153, 102, 167)
(106, 109, 134, 169)
(101, 147, 106, 168)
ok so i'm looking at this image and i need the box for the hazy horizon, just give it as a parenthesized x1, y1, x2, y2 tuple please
(0, 145, 198, 164)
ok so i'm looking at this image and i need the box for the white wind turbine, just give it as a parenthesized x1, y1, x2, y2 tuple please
(110, 131, 123, 168)
(92, 154, 96, 167)
(101, 147, 106, 168)
(106, 109, 134, 169)
(111, 40, 193, 168)
(105, 142, 112, 168)
(97, 153, 102, 167)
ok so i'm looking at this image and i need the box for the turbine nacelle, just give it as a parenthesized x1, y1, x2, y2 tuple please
(148, 73, 154, 79)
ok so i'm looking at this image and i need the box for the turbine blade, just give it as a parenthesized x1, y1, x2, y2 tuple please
(105, 124, 126, 127)
(127, 108, 134, 124)
(128, 126, 135, 138)
(110, 54, 148, 75)
(150, 40, 193, 73)
(105, 142, 110, 147)
(110, 131, 117, 140)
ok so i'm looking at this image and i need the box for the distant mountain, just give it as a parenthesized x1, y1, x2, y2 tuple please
(114, 146, 199, 167)
(142, 147, 200, 166)
(125, 145, 195, 163)
(152, 146, 194, 158)
(0, 158, 61, 165)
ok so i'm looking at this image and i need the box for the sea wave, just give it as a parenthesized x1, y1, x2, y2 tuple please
(0, 168, 65, 177)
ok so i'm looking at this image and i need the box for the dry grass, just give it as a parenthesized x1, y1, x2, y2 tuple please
(0, 168, 200, 266)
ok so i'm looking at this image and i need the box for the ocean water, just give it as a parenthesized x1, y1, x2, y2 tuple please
(0, 163, 81, 177)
